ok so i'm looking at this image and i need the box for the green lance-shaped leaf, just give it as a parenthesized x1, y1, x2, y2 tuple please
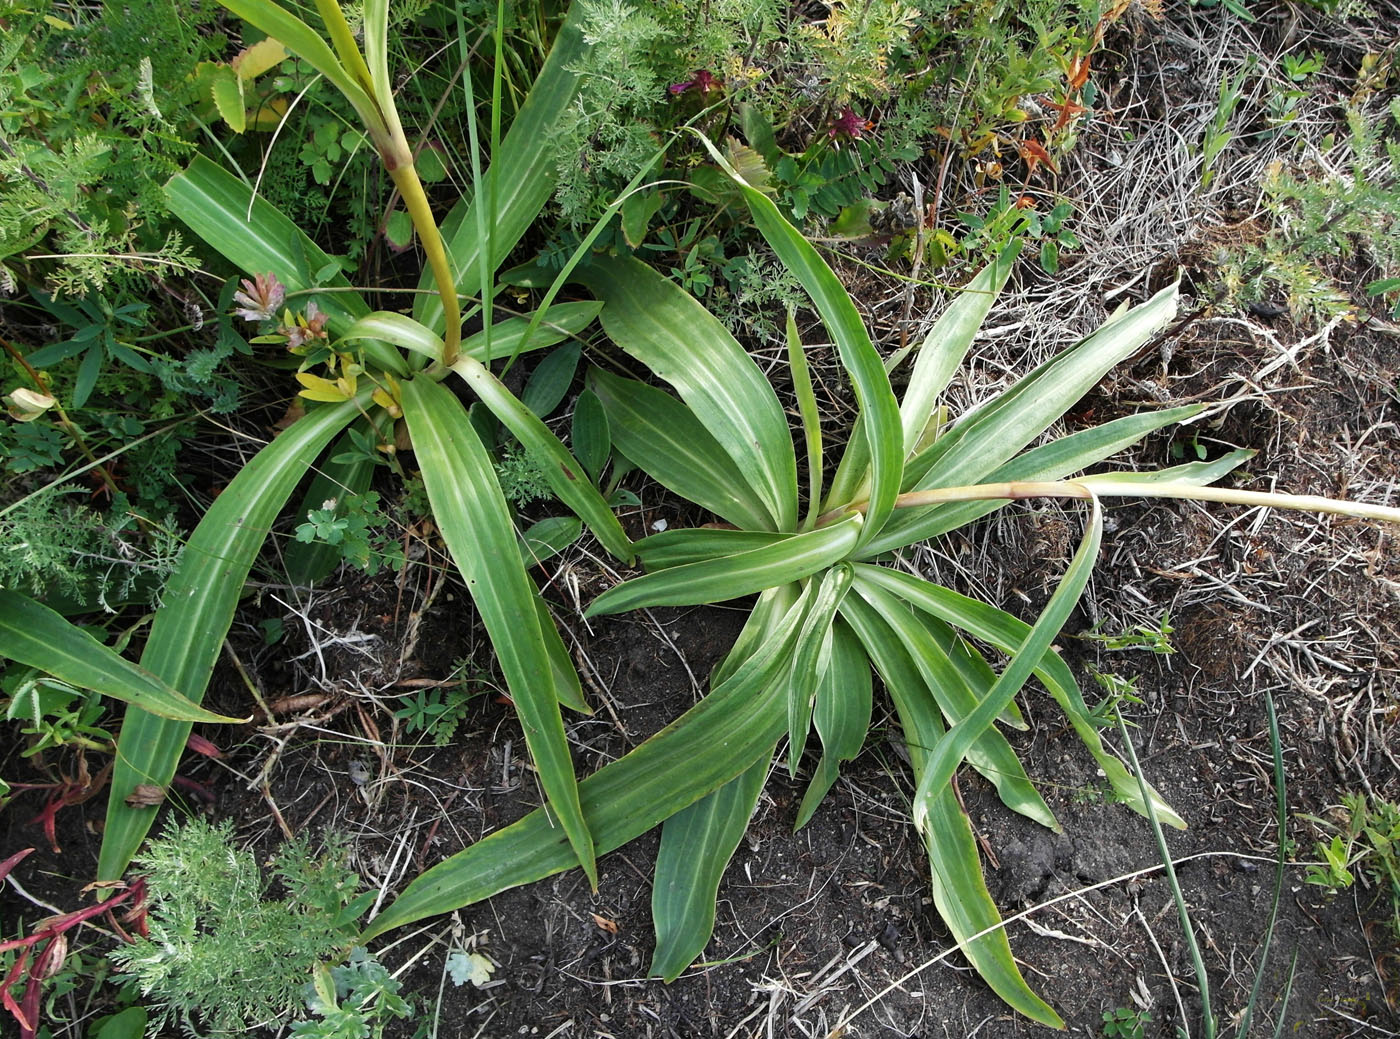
(585, 515, 863, 617)
(531, 585, 588, 715)
(840, 597, 1063, 1028)
(587, 369, 776, 533)
(100, 397, 362, 881)
(786, 309, 824, 532)
(901, 281, 1179, 498)
(851, 563, 1185, 829)
(851, 581, 1056, 831)
(786, 565, 852, 775)
(341, 302, 602, 367)
(634, 529, 792, 572)
(0, 592, 246, 724)
(650, 753, 771, 981)
(415, 1, 590, 335)
(910, 499, 1103, 834)
(794, 618, 871, 829)
(578, 256, 797, 532)
(694, 135, 902, 546)
(830, 243, 1021, 507)
(862, 404, 1204, 557)
(402, 377, 596, 886)
(165, 156, 402, 375)
(571, 388, 609, 485)
(362, 588, 815, 941)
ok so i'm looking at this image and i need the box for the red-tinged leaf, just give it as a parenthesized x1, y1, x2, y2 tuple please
(0, 848, 34, 883)
(185, 733, 224, 758)
(1018, 138, 1058, 177)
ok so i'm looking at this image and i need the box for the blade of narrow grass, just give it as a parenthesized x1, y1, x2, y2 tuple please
(909, 499, 1102, 833)
(402, 377, 596, 886)
(786, 309, 824, 532)
(840, 594, 1063, 1028)
(362, 587, 815, 940)
(99, 398, 362, 880)
(584, 515, 862, 617)
(0, 593, 246, 724)
(1238, 692, 1287, 1037)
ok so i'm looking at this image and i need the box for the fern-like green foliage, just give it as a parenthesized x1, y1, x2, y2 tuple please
(109, 819, 369, 1036)
(0, 0, 221, 296)
(1226, 97, 1400, 320)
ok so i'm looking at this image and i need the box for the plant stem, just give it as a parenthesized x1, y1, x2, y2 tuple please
(817, 479, 1400, 527)
(388, 161, 462, 364)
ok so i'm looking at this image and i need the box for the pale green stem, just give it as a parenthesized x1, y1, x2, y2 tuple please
(817, 479, 1400, 527)
(313, 0, 376, 95)
(388, 161, 462, 365)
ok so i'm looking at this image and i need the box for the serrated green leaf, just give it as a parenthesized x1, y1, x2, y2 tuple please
(207, 64, 245, 133)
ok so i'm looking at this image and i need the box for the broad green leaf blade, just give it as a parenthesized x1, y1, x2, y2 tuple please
(415, 2, 590, 334)
(712, 583, 801, 688)
(533, 585, 589, 715)
(840, 596, 1063, 1028)
(451, 357, 632, 564)
(519, 516, 582, 570)
(910, 501, 1103, 832)
(362, 587, 816, 941)
(577, 255, 797, 532)
(402, 377, 596, 886)
(166, 156, 403, 376)
(861, 404, 1205, 557)
(100, 398, 362, 881)
(635, 529, 791, 571)
(650, 754, 770, 981)
(284, 420, 379, 584)
(571, 388, 609, 485)
(850, 563, 1185, 828)
(215, 0, 377, 119)
(786, 565, 851, 775)
(697, 136, 901, 545)
(585, 515, 862, 617)
(795, 618, 871, 829)
(902, 283, 1178, 499)
(852, 581, 1056, 831)
(0, 592, 245, 724)
(521, 341, 581, 418)
(587, 368, 776, 532)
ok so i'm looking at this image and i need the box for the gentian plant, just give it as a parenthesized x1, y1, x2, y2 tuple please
(362, 139, 1400, 1023)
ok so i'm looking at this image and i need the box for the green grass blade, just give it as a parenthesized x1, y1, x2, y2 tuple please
(795, 619, 871, 829)
(852, 563, 1185, 828)
(414, 2, 590, 334)
(863, 404, 1204, 557)
(852, 579, 1056, 830)
(402, 377, 596, 886)
(585, 515, 862, 617)
(910, 500, 1103, 833)
(840, 595, 1063, 1027)
(588, 368, 777, 533)
(451, 358, 632, 564)
(99, 398, 362, 880)
(650, 754, 770, 981)
(166, 156, 402, 375)
(903, 283, 1179, 500)
(0, 592, 245, 724)
(786, 565, 852, 775)
(695, 136, 901, 544)
(578, 256, 797, 531)
(786, 310, 824, 532)
(362, 588, 815, 941)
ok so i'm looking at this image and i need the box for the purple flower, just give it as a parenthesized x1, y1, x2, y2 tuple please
(669, 69, 720, 96)
(829, 106, 873, 142)
(231, 272, 286, 323)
